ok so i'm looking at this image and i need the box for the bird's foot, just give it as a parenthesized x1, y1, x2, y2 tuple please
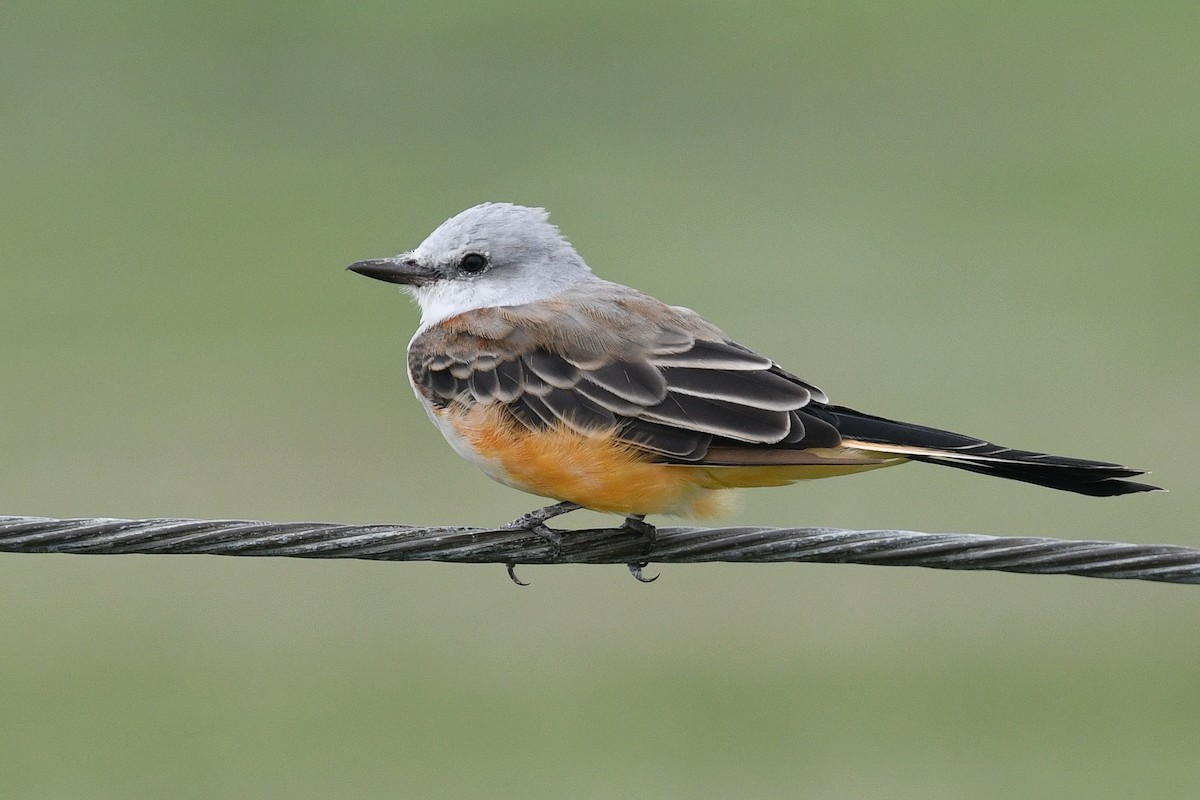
(502, 504, 660, 585)
(505, 501, 582, 540)
(622, 514, 659, 583)
(621, 514, 657, 553)
(503, 501, 581, 585)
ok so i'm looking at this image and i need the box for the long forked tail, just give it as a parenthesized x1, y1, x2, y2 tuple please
(819, 405, 1162, 497)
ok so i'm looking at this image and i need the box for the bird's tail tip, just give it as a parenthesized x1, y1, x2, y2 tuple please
(907, 454, 1163, 496)
(824, 405, 1163, 497)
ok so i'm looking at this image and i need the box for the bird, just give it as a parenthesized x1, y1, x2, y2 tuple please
(347, 203, 1159, 574)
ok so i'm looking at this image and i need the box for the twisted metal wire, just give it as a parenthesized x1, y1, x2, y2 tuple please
(1, 514, 1196, 584)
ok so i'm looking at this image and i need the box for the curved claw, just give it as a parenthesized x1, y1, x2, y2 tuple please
(506, 562, 530, 587)
(627, 560, 659, 583)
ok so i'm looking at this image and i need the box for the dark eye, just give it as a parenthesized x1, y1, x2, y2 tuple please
(458, 253, 489, 275)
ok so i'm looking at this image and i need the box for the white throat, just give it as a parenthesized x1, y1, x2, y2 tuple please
(411, 271, 599, 331)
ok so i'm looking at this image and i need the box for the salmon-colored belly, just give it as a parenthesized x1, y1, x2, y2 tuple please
(434, 403, 897, 518)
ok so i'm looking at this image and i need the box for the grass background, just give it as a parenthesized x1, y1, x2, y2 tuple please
(2, 2, 1197, 797)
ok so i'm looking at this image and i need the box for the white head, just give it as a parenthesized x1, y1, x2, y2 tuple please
(347, 203, 597, 328)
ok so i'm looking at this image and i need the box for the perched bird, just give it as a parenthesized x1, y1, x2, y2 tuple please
(348, 203, 1158, 548)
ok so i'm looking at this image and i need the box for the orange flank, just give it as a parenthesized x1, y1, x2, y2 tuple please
(441, 403, 902, 518)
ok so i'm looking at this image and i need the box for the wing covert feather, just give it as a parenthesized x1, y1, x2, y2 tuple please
(408, 299, 840, 462)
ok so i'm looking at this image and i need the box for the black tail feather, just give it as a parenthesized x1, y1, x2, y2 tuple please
(902, 453, 1160, 496)
(817, 405, 1161, 497)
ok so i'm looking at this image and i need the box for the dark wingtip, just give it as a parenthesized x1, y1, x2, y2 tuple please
(1083, 478, 1164, 497)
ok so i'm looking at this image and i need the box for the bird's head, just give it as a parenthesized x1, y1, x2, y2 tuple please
(348, 202, 595, 327)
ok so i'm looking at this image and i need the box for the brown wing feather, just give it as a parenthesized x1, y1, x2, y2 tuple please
(407, 285, 844, 464)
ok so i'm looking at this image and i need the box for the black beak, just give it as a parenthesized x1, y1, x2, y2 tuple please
(346, 257, 437, 287)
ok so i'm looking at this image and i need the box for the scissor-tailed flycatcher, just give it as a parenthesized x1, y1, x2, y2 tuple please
(349, 203, 1158, 533)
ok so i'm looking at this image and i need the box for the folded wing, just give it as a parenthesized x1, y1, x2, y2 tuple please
(409, 312, 847, 464)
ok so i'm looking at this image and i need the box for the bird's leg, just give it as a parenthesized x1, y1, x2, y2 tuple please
(503, 501, 581, 584)
(502, 504, 661, 584)
(621, 514, 657, 552)
(505, 501, 581, 549)
(622, 514, 660, 583)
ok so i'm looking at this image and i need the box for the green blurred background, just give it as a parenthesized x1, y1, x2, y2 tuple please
(2, 2, 1198, 797)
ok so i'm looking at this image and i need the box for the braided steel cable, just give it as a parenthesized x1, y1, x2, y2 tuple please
(1, 514, 1196, 584)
